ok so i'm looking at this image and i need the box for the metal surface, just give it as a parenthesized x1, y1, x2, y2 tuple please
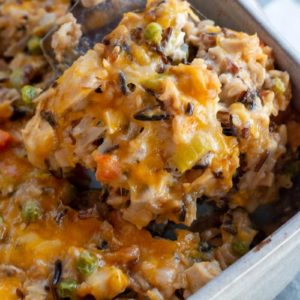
(188, 0, 300, 299)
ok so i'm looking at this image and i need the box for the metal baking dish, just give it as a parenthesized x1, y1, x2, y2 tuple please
(187, 1, 300, 299)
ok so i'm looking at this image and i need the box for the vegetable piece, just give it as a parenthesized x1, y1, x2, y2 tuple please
(57, 278, 78, 299)
(76, 251, 97, 276)
(103, 109, 123, 134)
(144, 22, 162, 45)
(231, 240, 249, 256)
(0, 129, 13, 152)
(94, 154, 121, 182)
(172, 135, 211, 173)
(27, 36, 42, 55)
(9, 69, 24, 90)
(141, 74, 165, 91)
(21, 85, 40, 105)
(21, 200, 42, 223)
(272, 77, 286, 94)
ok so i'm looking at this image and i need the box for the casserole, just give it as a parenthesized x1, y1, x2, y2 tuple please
(0, 0, 299, 299)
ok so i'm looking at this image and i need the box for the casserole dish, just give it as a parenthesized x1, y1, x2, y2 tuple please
(0, 0, 299, 299)
(189, 0, 300, 299)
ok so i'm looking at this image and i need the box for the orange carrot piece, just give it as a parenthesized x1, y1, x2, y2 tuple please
(94, 154, 121, 182)
(0, 129, 13, 152)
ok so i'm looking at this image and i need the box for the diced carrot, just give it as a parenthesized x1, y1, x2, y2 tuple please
(0, 129, 13, 152)
(94, 154, 121, 182)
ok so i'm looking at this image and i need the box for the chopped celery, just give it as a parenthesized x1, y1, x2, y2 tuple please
(172, 135, 211, 173)
(273, 77, 286, 94)
(103, 110, 123, 134)
(141, 74, 165, 91)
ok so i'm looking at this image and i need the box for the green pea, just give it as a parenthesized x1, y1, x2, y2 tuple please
(10, 69, 24, 90)
(57, 278, 78, 299)
(231, 240, 249, 256)
(76, 251, 97, 276)
(144, 22, 162, 45)
(27, 36, 42, 55)
(21, 85, 39, 105)
(21, 200, 42, 223)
